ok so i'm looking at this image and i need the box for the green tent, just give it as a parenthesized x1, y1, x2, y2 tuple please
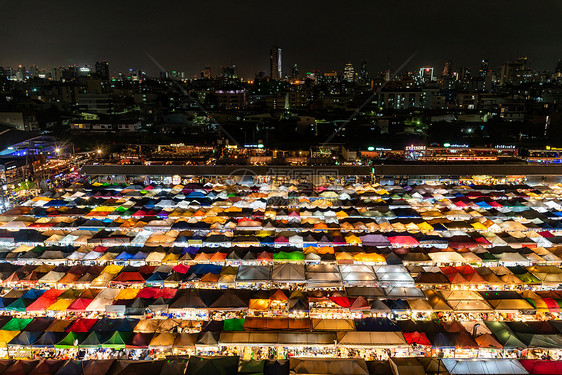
(239, 360, 265, 375)
(6, 298, 31, 312)
(120, 209, 136, 217)
(484, 321, 526, 348)
(273, 251, 305, 261)
(517, 272, 541, 284)
(2, 318, 33, 331)
(223, 318, 245, 331)
(478, 252, 498, 262)
(79, 331, 103, 348)
(186, 356, 240, 375)
(55, 332, 85, 349)
(102, 331, 132, 349)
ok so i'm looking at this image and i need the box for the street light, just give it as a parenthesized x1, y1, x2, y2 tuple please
(55, 148, 60, 154)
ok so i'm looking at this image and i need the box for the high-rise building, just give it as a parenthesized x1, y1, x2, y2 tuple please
(201, 66, 212, 79)
(359, 59, 368, 82)
(343, 62, 355, 82)
(555, 59, 562, 81)
(28, 65, 39, 78)
(95, 61, 110, 80)
(16, 65, 26, 81)
(291, 64, 299, 79)
(442, 61, 452, 77)
(500, 57, 530, 85)
(384, 69, 391, 82)
(479, 59, 490, 78)
(270, 46, 282, 80)
(170, 70, 185, 80)
(221, 65, 237, 79)
(419, 67, 434, 82)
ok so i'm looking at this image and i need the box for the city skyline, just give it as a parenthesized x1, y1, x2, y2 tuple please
(0, 0, 560, 78)
(2, 54, 561, 82)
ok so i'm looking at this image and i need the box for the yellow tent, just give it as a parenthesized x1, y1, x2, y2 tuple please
(102, 265, 123, 275)
(471, 222, 488, 231)
(0, 330, 19, 347)
(335, 252, 354, 263)
(115, 288, 139, 300)
(47, 299, 74, 311)
(249, 299, 271, 310)
(345, 234, 361, 245)
(417, 222, 434, 231)
(353, 252, 386, 263)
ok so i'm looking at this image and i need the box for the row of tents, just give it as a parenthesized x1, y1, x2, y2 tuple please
(3, 243, 562, 265)
(0, 314, 562, 350)
(1, 260, 562, 290)
(0, 355, 559, 374)
(2, 226, 562, 250)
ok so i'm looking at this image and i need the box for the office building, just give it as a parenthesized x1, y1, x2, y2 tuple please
(270, 46, 282, 80)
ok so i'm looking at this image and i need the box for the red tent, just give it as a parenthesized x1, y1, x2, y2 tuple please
(257, 251, 273, 261)
(26, 289, 65, 311)
(388, 236, 419, 246)
(455, 265, 476, 274)
(403, 332, 431, 346)
(111, 272, 145, 284)
(519, 360, 562, 375)
(172, 264, 190, 274)
(440, 266, 458, 275)
(329, 296, 351, 308)
(542, 298, 561, 313)
(66, 298, 93, 311)
(66, 318, 98, 333)
(137, 287, 159, 299)
(158, 288, 177, 299)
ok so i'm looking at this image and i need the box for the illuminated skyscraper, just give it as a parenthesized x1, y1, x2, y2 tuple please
(480, 59, 490, 77)
(442, 60, 452, 77)
(343, 62, 355, 82)
(270, 46, 282, 80)
(419, 66, 434, 82)
(202, 66, 212, 79)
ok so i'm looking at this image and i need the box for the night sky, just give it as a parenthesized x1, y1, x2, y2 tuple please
(1, 0, 561, 78)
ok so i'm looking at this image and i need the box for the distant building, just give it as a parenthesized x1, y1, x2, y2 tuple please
(95, 61, 110, 80)
(500, 57, 531, 85)
(419, 67, 434, 82)
(378, 90, 425, 109)
(169, 70, 185, 80)
(442, 60, 452, 77)
(291, 64, 299, 79)
(0, 112, 39, 132)
(70, 120, 141, 132)
(359, 59, 368, 82)
(270, 46, 282, 80)
(214, 89, 248, 109)
(201, 66, 212, 79)
(221, 65, 237, 79)
(479, 59, 489, 78)
(76, 94, 116, 114)
(343, 62, 355, 82)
